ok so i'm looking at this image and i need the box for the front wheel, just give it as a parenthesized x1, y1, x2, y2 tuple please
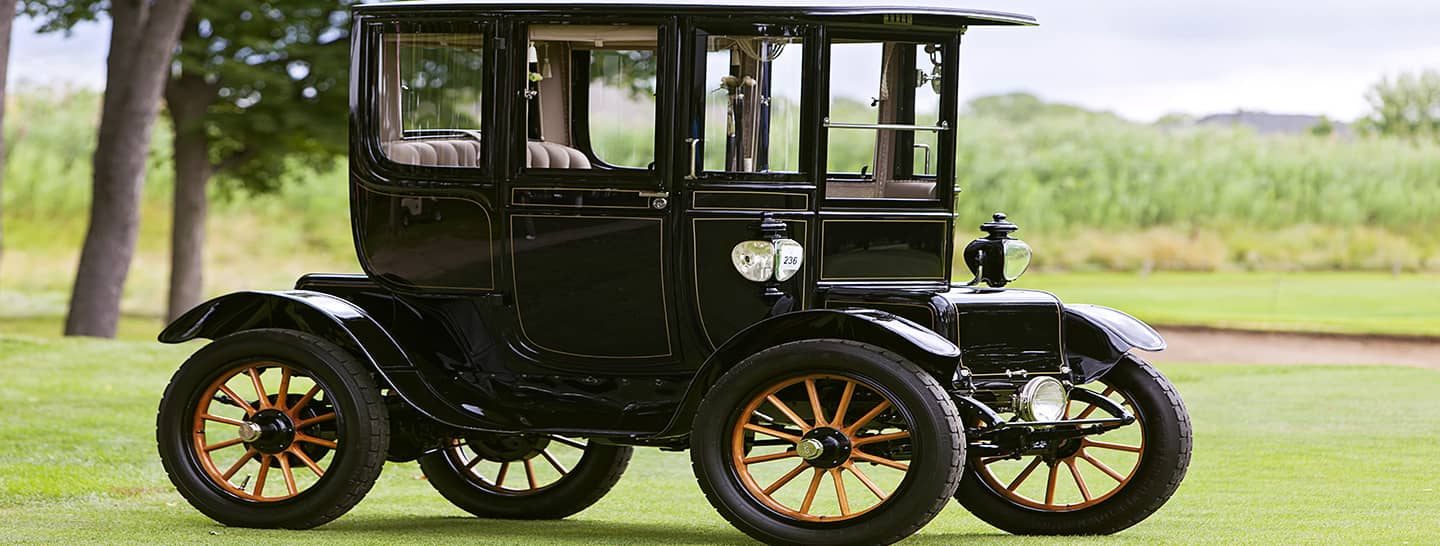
(156, 329, 389, 529)
(955, 354, 1191, 535)
(691, 340, 964, 546)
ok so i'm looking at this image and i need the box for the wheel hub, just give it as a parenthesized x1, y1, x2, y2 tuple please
(242, 409, 296, 454)
(797, 427, 852, 469)
(465, 433, 551, 462)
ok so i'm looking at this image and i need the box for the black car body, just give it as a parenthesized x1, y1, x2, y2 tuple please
(156, 3, 1190, 542)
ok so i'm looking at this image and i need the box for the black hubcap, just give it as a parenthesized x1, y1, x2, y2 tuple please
(244, 409, 296, 454)
(466, 433, 551, 462)
(798, 427, 852, 469)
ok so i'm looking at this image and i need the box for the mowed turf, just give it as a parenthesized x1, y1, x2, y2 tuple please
(1, 332, 1438, 544)
(1031, 271, 1440, 338)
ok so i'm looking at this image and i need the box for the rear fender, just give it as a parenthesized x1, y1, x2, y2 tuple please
(1064, 304, 1165, 383)
(160, 290, 488, 430)
(655, 308, 961, 437)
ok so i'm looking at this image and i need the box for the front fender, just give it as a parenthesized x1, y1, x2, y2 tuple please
(1064, 304, 1165, 383)
(654, 308, 961, 438)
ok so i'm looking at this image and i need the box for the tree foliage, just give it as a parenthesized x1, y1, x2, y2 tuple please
(175, 1, 353, 193)
(1360, 69, 1440, 142)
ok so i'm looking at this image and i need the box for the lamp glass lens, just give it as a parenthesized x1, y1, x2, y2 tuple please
(1003, 239, 1032, 281)
(731, 240, 776, 282)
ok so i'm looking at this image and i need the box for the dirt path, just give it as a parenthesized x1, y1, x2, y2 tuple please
(1149, 326, 1440, 369)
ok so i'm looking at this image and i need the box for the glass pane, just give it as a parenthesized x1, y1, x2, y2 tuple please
(377, 30, 486, 168)
(588, 49, 657, 169)
(701, 34, 804, 174)
(825, 39, 946, 199)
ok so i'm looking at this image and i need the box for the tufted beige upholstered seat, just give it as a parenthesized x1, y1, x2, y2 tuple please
(526, 140, 591, 169)
(383, 139, 482, 167)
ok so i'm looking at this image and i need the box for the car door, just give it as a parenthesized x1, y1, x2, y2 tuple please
(503, 19, 681, 366)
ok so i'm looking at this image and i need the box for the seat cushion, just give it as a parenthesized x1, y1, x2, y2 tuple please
(526, 141, 591, 169)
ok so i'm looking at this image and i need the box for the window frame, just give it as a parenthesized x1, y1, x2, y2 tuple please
(361, 18, 496, 183)
(817, 27, 960, 209)
(683, 20, 816, 185)
(511, 17, 674, 188)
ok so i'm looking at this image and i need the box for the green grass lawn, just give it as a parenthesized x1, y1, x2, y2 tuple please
(1029, 271, 1440, 337)
(2, 331, 1438, 543)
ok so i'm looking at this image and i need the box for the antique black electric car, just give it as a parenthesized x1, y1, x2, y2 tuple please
(155, 1, 1191, 544)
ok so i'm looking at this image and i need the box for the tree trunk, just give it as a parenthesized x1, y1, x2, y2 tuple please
(64, 0, 194, 338)
(0, 0, 16, 275)
(164, 71, 216, 322)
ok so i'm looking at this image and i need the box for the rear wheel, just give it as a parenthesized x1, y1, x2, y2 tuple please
(156, 329, 388, 529)
(417, 433, 631, 519)
(691, 340, 964, 545)
(955, 355, 1191, 534)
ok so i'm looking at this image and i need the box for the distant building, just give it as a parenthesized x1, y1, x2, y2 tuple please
(1196, 110, 1352, 137)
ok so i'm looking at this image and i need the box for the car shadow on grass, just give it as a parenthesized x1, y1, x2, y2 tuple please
(319, 515, 752, 544)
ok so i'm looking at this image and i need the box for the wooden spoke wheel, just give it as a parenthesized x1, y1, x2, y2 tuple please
(954, 355, 1192, 535)
(691, 340, 964, 546)
(418, 433, 632, 519)
(157, 330, 388, 529)
(189, 361, 341, 502)
(730, 374, 916, 522)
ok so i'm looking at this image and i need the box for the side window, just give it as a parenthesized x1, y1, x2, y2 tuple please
(376, 24, 487, 168)
(524, 25, 659, 171)
(825, 40, 946, 200)
(699, 31, 805, 175)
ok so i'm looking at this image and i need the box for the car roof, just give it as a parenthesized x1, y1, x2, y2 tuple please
(353, 0, 1037, 26)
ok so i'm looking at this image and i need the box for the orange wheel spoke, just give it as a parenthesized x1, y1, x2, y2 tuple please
(832, 380, 856, 430)
(296, 412, 337, 428)
(247, 368, 270, 409)
(831, 468, 851, 516)
(1075, 403, 1103, 420)
(853, 430, 909, 446)
(764, 461, 810, 495)
(254, 455, 271, 498)
(278, 453, 298, 496)
(541, 449, 568, 475)
(275, 368, 292, 410)
(290, 385, 322, 415)
(743, 423, 801, 443)
(552, 436, 586, 450)
(844, 400, 892, 435)
(291, 447, 325, 478)
(1066, 458, 1092, 501)
(845, 463, 888, 500)
(295, 434, 337, 449)
(222, 448, 258, 480)
(464, 453, 484, 470)
(799, 468, 824, 514)
(217, 385, 257, 416)
(203, 437, 245, 452)
(852, 450, 908, 472)
(743, 450, 797, 464)
(1086, 439, 1142, 453)
(495, 461, 510, 487)
(766, 395, 812, 432)
(804, 379, 827, 427)
(523, 458, 539, 490)
(1080, 451, 1127, 482)
(201, 413, 246, 427)
(1005, 456, 1044, 491)
(1044, 463, 1059, 506)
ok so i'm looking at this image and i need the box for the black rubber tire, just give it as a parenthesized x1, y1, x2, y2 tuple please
(418, 436, 632, 519)
(954, 354, 1191, 535)
(690, 339, 964, 546)
(156, 329, 389, 529)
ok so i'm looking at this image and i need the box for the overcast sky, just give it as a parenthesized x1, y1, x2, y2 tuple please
(9, 0, 1440, 122)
